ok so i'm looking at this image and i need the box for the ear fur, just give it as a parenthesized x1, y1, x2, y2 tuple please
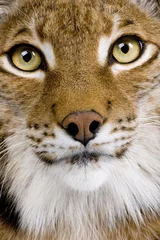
(0, 0, 16, 18)
(131, 0, 160, 17)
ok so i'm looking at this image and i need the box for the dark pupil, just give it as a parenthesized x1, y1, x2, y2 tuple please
(119, 43, 129, 54)
(22, 50, 32, 62)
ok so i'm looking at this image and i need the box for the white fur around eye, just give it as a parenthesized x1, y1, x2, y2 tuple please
(111, 44, 157, 74)
(36, 42, 55, 70)
(98, 36, 110, 66)
(0, 55, 45, 80)
(97, 16, 122, 66)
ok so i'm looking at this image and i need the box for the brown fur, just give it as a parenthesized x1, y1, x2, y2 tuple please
(0, 0, 160, 239)
(0, 217, 160, 240)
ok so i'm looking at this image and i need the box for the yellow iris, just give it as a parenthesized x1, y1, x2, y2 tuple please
(112, 37, 142, 63)
(12, 45, 42, 71)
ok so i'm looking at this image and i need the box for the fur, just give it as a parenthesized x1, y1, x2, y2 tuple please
(131, 0, 160, 17)
(0, 0, 160, 239)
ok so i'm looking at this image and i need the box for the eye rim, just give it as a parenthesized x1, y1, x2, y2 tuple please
(109, 35, 145, 65)
(7, 44, 47, 72)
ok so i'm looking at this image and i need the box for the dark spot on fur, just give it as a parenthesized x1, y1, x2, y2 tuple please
(34, 124, 39, 130)
(118, 119, 123, 123)
(30, 136, 35, 141)
(43, 132, 48, 136)
(51, 104, 56, 113)
(69, 152, 101, 165)
(39, 156, 53, 165)
(103, 118, 108, 124)
(107, 100, 112, 110)
(44, 124, 49, 128)
(127, 117, 131, 122)
(39, 151, 47, 154)
(70, 154, 81, 165)
(154, 73, 160, 79)
(51, 133, 55, 138)
(109, 155, 114, 158)
(92, 154, 99, 162)
(115, 148, 127, 158)
(111, 127, 118, 133)
(36, 138, 42, 143)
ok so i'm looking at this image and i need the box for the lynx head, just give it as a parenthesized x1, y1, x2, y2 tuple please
(0, 0, 160, 238)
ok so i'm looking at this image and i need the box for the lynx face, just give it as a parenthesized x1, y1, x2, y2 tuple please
(0, 0, 160, 239)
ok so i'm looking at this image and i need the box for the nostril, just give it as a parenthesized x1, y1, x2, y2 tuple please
(89, 121, 101, 134)
(62, 111, 104, 145)
(66, 123, 79, 137)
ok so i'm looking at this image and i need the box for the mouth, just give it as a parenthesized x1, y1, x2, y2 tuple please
(37, 151, 114, 165)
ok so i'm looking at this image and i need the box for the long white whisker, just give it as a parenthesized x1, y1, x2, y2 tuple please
(139, 126, 160, 128)
(139, 122, 160, 126)
(13, 5, 32, 22)
(0, 128, 27, 147)
(139, 116, 160, 120)
(0, 140, 28, 157)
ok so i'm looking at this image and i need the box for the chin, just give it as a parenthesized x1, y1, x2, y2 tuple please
(57, 156, 111, 192)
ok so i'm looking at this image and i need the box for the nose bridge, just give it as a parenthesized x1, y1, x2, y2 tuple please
(55, 91, 106, 124)
(53, 73, 108, 122)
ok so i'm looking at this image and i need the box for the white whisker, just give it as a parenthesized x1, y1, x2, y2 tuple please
(0, 140, 28, 157)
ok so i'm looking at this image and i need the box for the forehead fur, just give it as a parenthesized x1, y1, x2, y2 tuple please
(1, 0, 160, 17)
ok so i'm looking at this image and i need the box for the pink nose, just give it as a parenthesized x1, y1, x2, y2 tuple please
(62, 111, 104, 146)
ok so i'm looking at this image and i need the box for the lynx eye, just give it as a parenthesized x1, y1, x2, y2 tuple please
(10, 45, 42, 71)
(112, 36, 143, 64)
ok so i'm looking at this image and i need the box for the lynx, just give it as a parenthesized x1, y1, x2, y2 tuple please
(0, 0, 160, 239)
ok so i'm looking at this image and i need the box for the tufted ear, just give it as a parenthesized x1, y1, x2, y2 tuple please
(131, 0, 160, 17)
(0, 0, 16, 19)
